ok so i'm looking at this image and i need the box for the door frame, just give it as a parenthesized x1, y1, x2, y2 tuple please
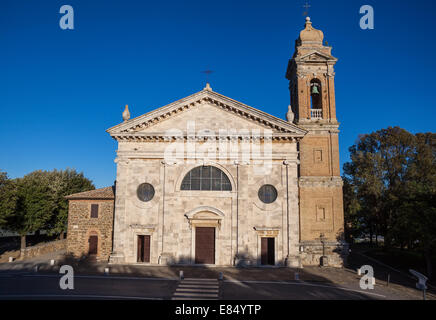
(256, 231, 279, 266)
(185, 207, 224, 265)
(134, 233, 152, 264)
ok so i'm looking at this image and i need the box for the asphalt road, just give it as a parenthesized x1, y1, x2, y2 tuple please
(0, 272, 386, 300)
(222, 280, 386, 300)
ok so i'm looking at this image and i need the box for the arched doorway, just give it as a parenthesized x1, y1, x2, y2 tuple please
(185, 206, 224, 265)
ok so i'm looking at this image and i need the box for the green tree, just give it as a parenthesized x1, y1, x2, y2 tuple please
(5, 169, 94, 249)
(11, 171, 55, 249)
(0, 170, 17, 227)
(342, 177, 362, 244)
(344, 127, 417, 246)
(399, 133, 436, 277)
(344, 128, 436, 278)
(343, 132, 388, 246)
(46, 169, 95, 238)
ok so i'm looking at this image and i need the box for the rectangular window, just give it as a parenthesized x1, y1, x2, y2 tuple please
(90, 204, 99, 218)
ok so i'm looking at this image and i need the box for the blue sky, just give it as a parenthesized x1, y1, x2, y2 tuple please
(1, 0, 435, 188)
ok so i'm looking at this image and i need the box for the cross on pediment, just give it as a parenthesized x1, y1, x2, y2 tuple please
(201, 70, 214, 84)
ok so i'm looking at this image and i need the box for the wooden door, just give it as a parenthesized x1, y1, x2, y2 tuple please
(195, 227, 215, 264)
(143, 235, 150, 263)
(137, 235, 151, 263)
(88, 235, 98, 255)
(261, 237, 275, 265)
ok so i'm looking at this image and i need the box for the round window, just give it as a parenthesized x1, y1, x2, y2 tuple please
(137, 183, 155, 202)
(258, 185, 277, 204)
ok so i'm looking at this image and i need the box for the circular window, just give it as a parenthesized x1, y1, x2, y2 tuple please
(137, 183, 155, 202)
(258, 185, 278, 204)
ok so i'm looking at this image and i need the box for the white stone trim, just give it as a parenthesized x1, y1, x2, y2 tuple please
(254, 228, 280, 266)
(185, 206, 225, 219)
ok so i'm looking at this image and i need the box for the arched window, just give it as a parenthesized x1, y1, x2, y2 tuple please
(181, 166, 232, 191)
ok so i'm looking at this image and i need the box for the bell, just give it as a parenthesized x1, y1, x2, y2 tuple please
(311, 84, 320, 95)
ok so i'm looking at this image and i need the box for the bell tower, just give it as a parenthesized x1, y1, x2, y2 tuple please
(286, 17, 346, 267)
(286, 17, 338, 125)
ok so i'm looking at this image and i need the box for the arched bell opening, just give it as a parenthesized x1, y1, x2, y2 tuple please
(310, 79, 323, 119)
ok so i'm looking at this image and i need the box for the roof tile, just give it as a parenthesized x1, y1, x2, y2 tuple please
(65, 186, 115, 200)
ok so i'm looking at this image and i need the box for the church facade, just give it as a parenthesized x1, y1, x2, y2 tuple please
(66, 17, 347, 268)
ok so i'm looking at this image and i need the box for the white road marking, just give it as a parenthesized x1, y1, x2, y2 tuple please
(179, 284, 219, 288)
(176, 288, 219, 293)
(172, 278, 220, 300)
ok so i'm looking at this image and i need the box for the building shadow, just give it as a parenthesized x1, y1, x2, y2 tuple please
(342, 244, 436, 298)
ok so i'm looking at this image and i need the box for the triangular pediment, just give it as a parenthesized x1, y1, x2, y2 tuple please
(107, 87, 307, 140)
(134, 103, 269, 134)
(297, 50, 337, 62)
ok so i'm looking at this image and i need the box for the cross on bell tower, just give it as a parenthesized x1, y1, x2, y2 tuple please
(302, 1, 311, 16)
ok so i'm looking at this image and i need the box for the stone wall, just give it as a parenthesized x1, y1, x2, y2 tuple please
(110, 133, 302, 267)
(19, 239, 66, 260)
(299, 241, 349, 267)
(66, 199, 114, 261)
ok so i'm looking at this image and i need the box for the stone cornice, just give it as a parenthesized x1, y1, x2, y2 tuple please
(299, 176, 343, 188)
(110, 132, 304, 142)
(295, 121, 340, 134)
(115, 153, 300, 162)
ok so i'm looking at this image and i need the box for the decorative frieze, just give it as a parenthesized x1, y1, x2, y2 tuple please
(254, 227, 280, 237)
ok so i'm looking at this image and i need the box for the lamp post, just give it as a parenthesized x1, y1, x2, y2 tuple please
(319, 233, 328, 267)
